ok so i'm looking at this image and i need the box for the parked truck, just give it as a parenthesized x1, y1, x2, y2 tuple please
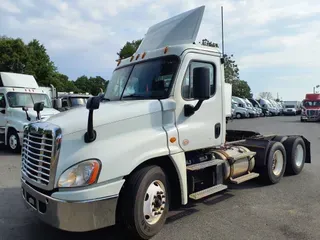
(39, 85, 92, 112)
(301, 93, 320, 122)
(20, 6, 311, 240)
(0, 72, 60, 152)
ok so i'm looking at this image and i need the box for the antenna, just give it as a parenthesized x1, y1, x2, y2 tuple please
(221, 6, 225, 57)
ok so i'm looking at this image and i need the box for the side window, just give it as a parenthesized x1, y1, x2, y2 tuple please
(62, 99, 69, 108)
(0, 94, 6, 108)
(181, 61, 215, 100)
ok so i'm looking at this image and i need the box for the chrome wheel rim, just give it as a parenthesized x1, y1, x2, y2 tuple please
(272, 150, 284, 176)
(143, 180, 166, 225)
(9, 134, 17, 149)
(295, 144, 304, 167)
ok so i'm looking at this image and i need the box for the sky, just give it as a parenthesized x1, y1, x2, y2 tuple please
(1, 0, 320, 101)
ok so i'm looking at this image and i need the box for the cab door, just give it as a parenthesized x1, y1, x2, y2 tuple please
(174, 52, 223, 151)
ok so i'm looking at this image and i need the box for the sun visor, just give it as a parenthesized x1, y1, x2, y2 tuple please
(136, 5, 205, 53)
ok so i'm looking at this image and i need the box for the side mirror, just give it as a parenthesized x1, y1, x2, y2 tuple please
(86, 96, 101, 110)
(22, 106, 28, 111)
(84, 96, 102, 143)
(53, 98, 62, 109)
(184, 67, 210, 117)
(34, 102, 44, 120)
(193, 67, 210, 100)
(0, 109, 5, 114)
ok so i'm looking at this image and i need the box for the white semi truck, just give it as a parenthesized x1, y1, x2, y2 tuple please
(0, 72, 60, 152)
(20, 6, 311, 240)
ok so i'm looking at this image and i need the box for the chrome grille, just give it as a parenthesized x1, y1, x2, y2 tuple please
(21, 122, 62, 190)
(307, 110, 319, 116)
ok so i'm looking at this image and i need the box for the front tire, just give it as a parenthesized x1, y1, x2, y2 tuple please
(117, 166, 169, 239)
(236, 113, 242, 119)
(260, 141, 287, 184)
(7, 129, 21, 153)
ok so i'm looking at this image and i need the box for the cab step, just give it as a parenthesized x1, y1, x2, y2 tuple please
(189, 184, 227, 200)
(230, 172, 260, 184)
(187, 159, 225, 171)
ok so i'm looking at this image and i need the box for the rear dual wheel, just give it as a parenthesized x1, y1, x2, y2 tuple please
(261, 137, 306, 184)
(261, 141, 287, 184)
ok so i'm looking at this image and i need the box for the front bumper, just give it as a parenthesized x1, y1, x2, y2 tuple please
(301, 115, 320, 121)
(21, 178, 118, 232)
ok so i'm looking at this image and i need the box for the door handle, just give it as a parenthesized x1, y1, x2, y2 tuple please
(215, 123, 221, 139)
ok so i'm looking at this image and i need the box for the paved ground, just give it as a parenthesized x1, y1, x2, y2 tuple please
(0, 116, 319, 240)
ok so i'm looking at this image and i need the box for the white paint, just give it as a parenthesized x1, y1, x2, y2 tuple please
(0, 72, 39, 89)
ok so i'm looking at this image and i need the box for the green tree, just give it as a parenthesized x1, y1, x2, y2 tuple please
(25, 39, 57, 86)
(231, 80, 252, 98)
(116, 39, 143, 60)
(75, 75, 107, 95)
(223, 54, 240, 83)
(0, 36, 29, 73)
(0, 37, 57, 86)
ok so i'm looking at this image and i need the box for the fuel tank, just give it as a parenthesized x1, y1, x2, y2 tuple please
(212, 146, 256, 180)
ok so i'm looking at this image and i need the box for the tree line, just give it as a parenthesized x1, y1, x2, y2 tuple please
(0, 36, 252, 98)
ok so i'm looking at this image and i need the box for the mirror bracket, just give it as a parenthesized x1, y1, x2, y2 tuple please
(184, 100, 204, 117)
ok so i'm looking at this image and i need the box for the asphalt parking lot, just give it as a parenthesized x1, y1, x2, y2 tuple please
(0, 116, 319, 240)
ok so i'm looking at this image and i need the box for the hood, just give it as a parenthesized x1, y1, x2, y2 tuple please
(47, 100, 162, 135)
(9, 107, 60, 122)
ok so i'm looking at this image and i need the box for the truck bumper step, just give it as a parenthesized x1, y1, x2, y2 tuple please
(187, 159, 225, 171)
(189, 184, 227, 200)
(230, 172, 260, 184)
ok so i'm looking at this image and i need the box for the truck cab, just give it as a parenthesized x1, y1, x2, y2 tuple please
(0, 72, 60, 152)
(301, 93, 320, 122)
(232, 96, 255, 118)
(55, 93, 92, 112)
(248, 98, 268, 117)
(20, 6, 311, 240)
(259, 98, 279, 116)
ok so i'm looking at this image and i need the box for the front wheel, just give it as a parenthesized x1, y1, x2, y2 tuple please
(7, 129, 21, 153)
(236, 113, 242, 119)
(117, 166, 170, 239)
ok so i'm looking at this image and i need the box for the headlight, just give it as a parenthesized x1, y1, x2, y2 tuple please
(58, 159, 101, 188)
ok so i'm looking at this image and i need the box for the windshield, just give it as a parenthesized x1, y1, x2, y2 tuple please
(105, 55, 180, 100)
(6, 92, 51, 108)
(303, 101, 320, 107)
(285, 105, 295, 108)
(70, 97, 89, 106)
(246, 101, 253, 108)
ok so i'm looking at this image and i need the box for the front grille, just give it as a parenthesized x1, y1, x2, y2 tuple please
(22, 132, 53, 185)
(21, 122, 62, 190)
(307, 110, 319, 116)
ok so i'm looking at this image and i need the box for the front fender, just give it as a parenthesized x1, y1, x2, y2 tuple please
(54, 111, 169, 186)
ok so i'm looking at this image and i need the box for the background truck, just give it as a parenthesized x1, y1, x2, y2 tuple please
(20, 6, 311, 240)
(301, 93, 320, 122)
(0, 72, 60, 152)
(39, 85, 92, 112)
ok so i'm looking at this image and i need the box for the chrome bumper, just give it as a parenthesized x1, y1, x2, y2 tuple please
(21, 178, 118, 232)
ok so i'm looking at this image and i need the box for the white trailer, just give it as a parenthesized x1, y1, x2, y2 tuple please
(0, 72, 60, 152)
(20, 6, 311, 240)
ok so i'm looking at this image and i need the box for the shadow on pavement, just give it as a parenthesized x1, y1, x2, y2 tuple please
(0, 187, 229, 240)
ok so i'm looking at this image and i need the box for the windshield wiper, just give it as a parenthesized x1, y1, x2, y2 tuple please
(122, 94, 152, 99)
(101, 97, 110, 102)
